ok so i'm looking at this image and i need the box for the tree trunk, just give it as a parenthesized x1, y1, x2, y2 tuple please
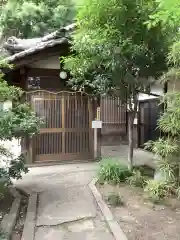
(128, 112, 134, 171)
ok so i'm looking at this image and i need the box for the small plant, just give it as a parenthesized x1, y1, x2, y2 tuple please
(144, 179, 174, 203)
(126, 170, 147, 187)
(0, 231, 8, 240)
(98, 158, 132, 184)
(155, 158, 178, 182)
(176, 187, 180, 199)
(107, 193, 123, 206)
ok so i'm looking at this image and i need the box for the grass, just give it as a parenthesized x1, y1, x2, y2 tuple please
(98, 158, 132, 184)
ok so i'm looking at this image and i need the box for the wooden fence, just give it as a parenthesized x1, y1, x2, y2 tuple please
(24, 90, 95, 163)
(100, 96, 127, 145)
(100, 96, 162, 148)
(137, 98, 163, 148)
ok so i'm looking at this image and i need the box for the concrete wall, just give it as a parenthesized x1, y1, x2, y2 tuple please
(28, 55, 60, 69)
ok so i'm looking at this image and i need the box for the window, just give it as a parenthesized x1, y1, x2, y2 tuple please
(27, 77, 40, 89)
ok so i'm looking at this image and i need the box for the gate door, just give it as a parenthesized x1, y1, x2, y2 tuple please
(29, 91, 93, 162)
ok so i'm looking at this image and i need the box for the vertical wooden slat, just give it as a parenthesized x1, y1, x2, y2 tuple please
(88, 97, 93, 155)
(61, 93, 65, 154)
(25, 90, 93, 161)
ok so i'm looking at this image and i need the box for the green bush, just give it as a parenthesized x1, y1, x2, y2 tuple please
(98, 158, 132, 184)
(144, 179, 174, 202)
(0, 231, 8, 240)
(155, 158, 178, 182)
(0, 66, 42, 186)
(107, 193, 123, 206)
(126, 170, 147, 187)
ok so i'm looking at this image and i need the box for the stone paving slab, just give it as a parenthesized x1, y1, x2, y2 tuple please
(14, 163, 115, 239)
(67, 219, 95, 232)
(64, 231, 114, 240)
(38, 185, 93, 204)
(37, 199, 96, 226)
(35, 228, 114, 240)
(35, 226, 66, 240)
(15, 170, 96, 194)
(37, 186, 96, 226)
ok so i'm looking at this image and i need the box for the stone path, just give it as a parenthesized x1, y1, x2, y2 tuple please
(14, 163, 114, 240)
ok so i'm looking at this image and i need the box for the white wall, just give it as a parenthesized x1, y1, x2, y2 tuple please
(138, 83, 164, 100)
(28, 55, 60, 69)
(0, 139, 21, 168)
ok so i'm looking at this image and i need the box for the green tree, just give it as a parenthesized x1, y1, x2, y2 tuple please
(147, 0, 180, 93)
(0, 0, 76, 38)
(143, 0, 180, 201)
(0, 63, 42, 185)
(144, 45, 180, 199)
(148, 0, 180, 28)
(63, 0, 168, 170)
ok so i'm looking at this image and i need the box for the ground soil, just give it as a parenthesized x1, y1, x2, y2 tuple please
(0, 188, 14, 224)
(97, 182, 180, 240)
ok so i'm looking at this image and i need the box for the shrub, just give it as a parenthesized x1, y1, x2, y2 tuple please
(107, 193, 123, 206)
(155, 158, 178, 182)
(144, 179, 174, 202)
(126, 170, 147, 187)
(0, 231, 8, 240)
(98, 158, 132, 184)
(0, 65, 42, 186)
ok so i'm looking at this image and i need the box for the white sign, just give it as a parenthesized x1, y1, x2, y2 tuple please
(92, 120, 102, 129)
(133, 118, 138, 125)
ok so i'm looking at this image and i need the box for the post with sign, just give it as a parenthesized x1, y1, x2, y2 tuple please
(92, 107, 102, 159)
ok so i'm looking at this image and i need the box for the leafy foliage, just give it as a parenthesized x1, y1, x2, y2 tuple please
(144, 179, 174, 202)
(0, 70, 22, 102)
(145, 138, 179, 159)
(126, 170, 147, 187)
(98, 158, 132, 185)
(144, 26, 180, 199)
(147, 0, 180, 29)
(0, 231, 8, 240)
(0, 64, 42, 186)
(0, 103, 43, 140)
(64, 0, 168, 98)
(63, 0, 169, 170)
(0, 0, 76, 38)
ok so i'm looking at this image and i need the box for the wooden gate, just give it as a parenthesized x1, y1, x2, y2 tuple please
(101, 96, 127, 145)
(26, 91, 94, 162)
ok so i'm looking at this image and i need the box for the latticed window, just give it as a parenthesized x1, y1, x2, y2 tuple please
(27, 77, 40, 89)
